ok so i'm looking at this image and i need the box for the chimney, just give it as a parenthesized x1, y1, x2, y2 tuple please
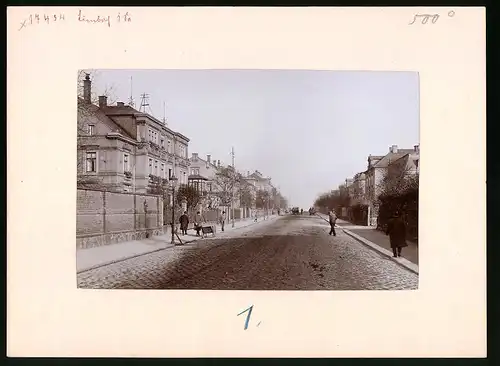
(83, 73, 91, 103)
(217, 160, 221, 167)
(247, 171, 250, 177)
(390, 145, 398, 153)
(206, 154, 211, 164)
(192, 153, 198, 160)
(414, 145, 420, 153)
(116, 101, 125, 107)
(98, 96, 108, 108)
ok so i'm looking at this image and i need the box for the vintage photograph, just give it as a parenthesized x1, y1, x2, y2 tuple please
(76, 69, 419, 290)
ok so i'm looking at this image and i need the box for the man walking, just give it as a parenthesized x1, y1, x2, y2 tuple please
(328, 209, 337, 236)
(219, 210, 227, 232)
(386, 211, 408, 257)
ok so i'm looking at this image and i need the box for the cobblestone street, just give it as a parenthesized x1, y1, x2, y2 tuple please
(77, 215, 418, 290)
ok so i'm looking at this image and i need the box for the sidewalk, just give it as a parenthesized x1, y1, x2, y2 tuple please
(315, 213, 418, 274)
(77, 215, 279, 273)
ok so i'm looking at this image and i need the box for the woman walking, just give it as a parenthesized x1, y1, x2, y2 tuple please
(386, 211, 408, 257)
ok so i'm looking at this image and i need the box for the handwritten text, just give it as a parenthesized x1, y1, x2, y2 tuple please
(409, 10, 455, 25)
(18, 10, 132, 31)
(19, 13, 65, 31)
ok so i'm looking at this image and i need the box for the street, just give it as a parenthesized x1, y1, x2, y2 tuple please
(77, 215, 418, 290)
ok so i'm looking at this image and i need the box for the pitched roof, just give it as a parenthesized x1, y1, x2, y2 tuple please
(77, 98, 134, 139)
(373, 149, 414, 168)
(103, 104, 190, 142)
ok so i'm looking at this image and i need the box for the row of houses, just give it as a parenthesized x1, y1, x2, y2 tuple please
(77, 74, 277, 215)
(335, 144, 420, 226)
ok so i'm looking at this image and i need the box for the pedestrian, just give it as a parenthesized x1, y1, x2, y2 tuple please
(386, 211, 408, 257)
(219, 210, 227, 232)
(179, 211, 189, 235)
(328, 209, 337, 236)
(254, 212, 258, 222)
(194, 211, 205, 237)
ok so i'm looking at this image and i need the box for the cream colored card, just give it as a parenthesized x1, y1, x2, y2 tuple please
(7, 7, 486, 357)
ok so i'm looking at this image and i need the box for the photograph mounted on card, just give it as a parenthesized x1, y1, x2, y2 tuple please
(76, 69, 420, 291)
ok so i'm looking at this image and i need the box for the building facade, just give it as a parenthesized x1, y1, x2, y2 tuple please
(77, 74, 190, 195)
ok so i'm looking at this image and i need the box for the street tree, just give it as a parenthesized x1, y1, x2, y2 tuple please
(176, 185, 202, 213)
(213, 166, 239, 208)
(255, 189, 270, 209)
(237, 174, 255, 208)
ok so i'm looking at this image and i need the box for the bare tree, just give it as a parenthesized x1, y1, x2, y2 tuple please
(176, 185, 202, 212)
(213, 166, 239, 208)
(236, 174, 255, 208)
(378, 161, 419, 200)
(255, 189, 270, 209)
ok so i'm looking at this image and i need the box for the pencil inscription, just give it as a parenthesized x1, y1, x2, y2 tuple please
(18, 10, 132, 31)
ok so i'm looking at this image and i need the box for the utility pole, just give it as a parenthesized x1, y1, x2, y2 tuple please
(231, 146, 235, 228)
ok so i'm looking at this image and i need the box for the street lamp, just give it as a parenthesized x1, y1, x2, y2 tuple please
(169, 175, 178, 244)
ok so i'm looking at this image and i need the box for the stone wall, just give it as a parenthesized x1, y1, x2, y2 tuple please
(76, 188, 164, 249)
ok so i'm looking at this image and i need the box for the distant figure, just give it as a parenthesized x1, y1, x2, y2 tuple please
(300, 208, 303, 215)
(179, 211, 189, 235)
(194, 211, 205, 237)
(219, 211, 227, 232)
(278, 208, 281, 216)
(386, 211, 408, 257)
(328, 209, 337, 236)
(254, 212, 258, 222)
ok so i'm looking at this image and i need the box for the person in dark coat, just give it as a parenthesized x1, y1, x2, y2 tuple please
(386, 211, 408, 257)
(179, 211, 189, 235)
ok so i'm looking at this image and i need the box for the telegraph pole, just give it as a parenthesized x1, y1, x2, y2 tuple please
(231, 146, 235, 228)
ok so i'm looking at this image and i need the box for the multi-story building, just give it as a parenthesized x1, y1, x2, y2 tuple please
(187, 153, 222, 209)
(77, 74, 190, 194)
(364, 144, 419, 226)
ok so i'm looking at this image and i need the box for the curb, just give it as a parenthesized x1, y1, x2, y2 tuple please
(314, 213, 418, 275)
(342, 229, 419, 274)
(77, 216, 279, 274)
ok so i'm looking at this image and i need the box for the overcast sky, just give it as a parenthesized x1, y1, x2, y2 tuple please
(90, 70, 419, 208)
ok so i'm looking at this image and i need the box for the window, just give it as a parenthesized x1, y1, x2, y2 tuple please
(191, 168, 199, 176)
(161, 163, 165, 178)
(123, 187, 129, 193)
(183, 171, 186, 183)
(123, 153, 129, 172)
(88, 124, 95, 136)
(168, 168, 172, 179)
(149, 158, 153, 174)
(154, 160, 158, 176)
(167, 140, 172, 153)
(148, 129, 152, 141)
(160, 138, 164, 147)
(86, 152, 97, 172)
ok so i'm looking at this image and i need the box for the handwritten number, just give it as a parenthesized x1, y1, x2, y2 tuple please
(409, 13, 444, 25)
(34, 14, 39, 23)
(59, 14, 65, 21)
(237, 305, 254, 330)
(44, 14, 50, 24)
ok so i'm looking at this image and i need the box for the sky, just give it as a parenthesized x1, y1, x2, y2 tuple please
(89, 70, 419, 209)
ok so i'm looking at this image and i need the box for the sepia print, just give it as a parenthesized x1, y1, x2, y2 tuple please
(76, 69, 419, 290)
